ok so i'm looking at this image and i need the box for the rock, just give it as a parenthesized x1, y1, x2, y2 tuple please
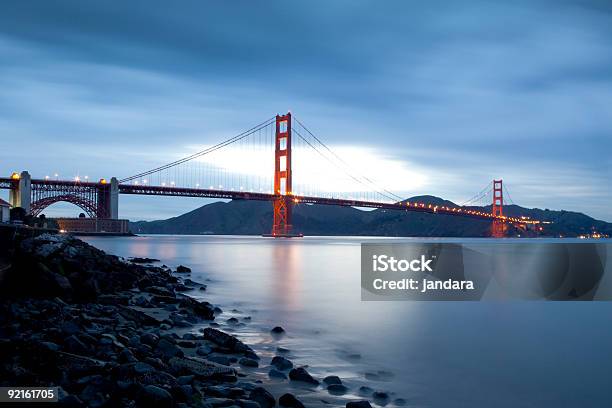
(271, 356, 293, 370)
(140, 332, 160, 346)
(201, 328, 256, 356)
(346, 402, 372, 408)
(196, 344, 213, 356)
(289, 367, 319, 385)
(276, 347, 290, 354)
(177, 375, 194, 385)
(147, 286, 175, 297)
(279, 393, 305, 408)
(118, 305, 163, 326)
(373, 391, 389, 402)
(118, 348, 138, 363)
(394, 398, 407, 406)
(227, 317, 239, 325)
(268, 368, 288, 379)
(270, 326, 285, 334)
(239, 357, 259, 367)
(249, 387, 275, 408)
(176, 265, 191, 273)
(64, 335, 89, 354)
(327, 384, 348, 395)
(129, 257, 160, 264)
(156, 338, 184, 359)
(168, 356, 235, 379)
(133, 362, 156, 375)
(358, 386, 373, 396)
(207, 355, 232, 366)
(323, 375, 342, 385)
(179, 297, 215, 320)
(138, 385, 173, 408)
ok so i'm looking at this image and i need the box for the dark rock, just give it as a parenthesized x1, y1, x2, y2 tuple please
(138, 385, 173, 408)
(177, 375, 194, 385)
(276, 347, 290, 354)
(249, 386, 275, 408)
(270, 326, 285, 334)
(268, 368, 288, 379)
(129, 257, 160, 264)
(373, 391, 389, 401)
(176, 265, 191, 273)
(327, 384, 348, 395)
(279, 393, 305, 408)
(64, 335, 89, 354)
(201, 328, 256, 356)
(140, 332, 160, 347)
(156, 338, 184, 359)
(196, 344, 213, 356)
(207, 355, 232, 366)
(147, 286, 175, 297)
(227, 317, 239, 325)
(289, 367, 319, 385)
(271, 356, 293, 370)
(358, 386, 373, 395)
(239, 357, 259, 367)
(323, 375, 342, 385)
(179, 297, 215, 320)
(346, 401, 373, 408)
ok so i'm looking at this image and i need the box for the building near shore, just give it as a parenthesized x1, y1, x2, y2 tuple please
(55, 218, 129, 234)
(0, 199, 9, 223)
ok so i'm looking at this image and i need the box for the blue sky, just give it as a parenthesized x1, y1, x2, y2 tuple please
(1, 1, 611, 221)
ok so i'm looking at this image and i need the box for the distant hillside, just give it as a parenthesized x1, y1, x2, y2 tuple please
(130, 196, 612, 238)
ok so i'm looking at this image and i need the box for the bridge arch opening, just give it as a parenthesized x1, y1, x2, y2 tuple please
(31, 194, 99, 218)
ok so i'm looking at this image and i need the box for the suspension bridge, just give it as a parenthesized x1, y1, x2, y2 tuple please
(0, 113, 543, 237)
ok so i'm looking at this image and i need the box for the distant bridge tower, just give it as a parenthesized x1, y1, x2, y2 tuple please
(492, 179, 505, 237)
(271, 113, 294, 236)
(9, 171, 31, 213)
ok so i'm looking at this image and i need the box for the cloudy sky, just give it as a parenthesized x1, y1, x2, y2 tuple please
(1, 0, 611, 221)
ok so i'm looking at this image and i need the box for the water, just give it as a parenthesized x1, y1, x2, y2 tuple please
(83, 235, 612, 408)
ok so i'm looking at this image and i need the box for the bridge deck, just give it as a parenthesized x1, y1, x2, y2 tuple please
(0, 178, 538, 224)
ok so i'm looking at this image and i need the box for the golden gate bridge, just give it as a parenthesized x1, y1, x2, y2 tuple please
(0, 113, 543, 237)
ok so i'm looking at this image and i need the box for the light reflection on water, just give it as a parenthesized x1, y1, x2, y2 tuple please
(83, 235, 612, 408)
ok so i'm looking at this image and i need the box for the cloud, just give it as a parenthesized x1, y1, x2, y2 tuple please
(0, 0, 610, 221)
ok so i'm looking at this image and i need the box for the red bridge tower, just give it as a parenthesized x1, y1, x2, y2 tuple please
(270, 113, 299, 237)
(492, 179, 505, 237)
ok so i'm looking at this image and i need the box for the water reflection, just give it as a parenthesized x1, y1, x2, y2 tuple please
(271, 242, 302, 313)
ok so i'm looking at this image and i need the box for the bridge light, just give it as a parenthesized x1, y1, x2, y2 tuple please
(54, 173, 59, 178)
(171, 181, 175, 186)
(45, 175, 50, 180)
(74, 176, 80, 182)
(10, 172, 19, 180)
(161, 182, 166, 186)
(196, 183, 200, 187)
(84, 176, 89, 181)
(100, 178, 107, 184)
(143, 179, 147, 184)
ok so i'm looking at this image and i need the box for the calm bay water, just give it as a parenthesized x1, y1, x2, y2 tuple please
(83, 235, 612, 408)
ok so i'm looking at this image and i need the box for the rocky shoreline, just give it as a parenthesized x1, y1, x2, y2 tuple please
(0, 232, 377, 408)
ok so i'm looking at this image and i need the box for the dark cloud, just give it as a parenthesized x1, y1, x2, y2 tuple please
(0, 0, 610, 220)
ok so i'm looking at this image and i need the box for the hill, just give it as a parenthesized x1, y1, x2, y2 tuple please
(130, 197, 612, 237)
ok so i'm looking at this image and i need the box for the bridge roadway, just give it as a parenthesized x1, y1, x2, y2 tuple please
(0, 177, 537, 225)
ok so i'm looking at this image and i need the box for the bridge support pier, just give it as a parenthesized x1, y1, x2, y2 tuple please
(9, 171, 31, 213)
(110, 177, 119, 219)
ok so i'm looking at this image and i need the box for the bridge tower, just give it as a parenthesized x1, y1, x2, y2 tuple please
(271, 113, 295, 236)
(9, 171, 31, 213)
(491, 179, 505, 238)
